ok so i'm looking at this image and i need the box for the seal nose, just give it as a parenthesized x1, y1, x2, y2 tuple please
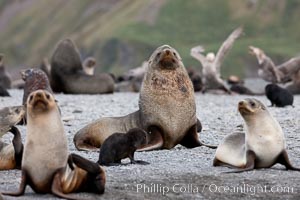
(36, 92, 43, 98)
(238, 101, 245, 107)
(165, 49, 171, 55)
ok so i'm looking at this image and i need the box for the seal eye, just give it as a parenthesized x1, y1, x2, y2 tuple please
(46, 94, 50, 99)
(173, 52, 177, 57)
(29, 95, 33, 102)
(156, 52, 161, 57)
(250, 101, 256, 107)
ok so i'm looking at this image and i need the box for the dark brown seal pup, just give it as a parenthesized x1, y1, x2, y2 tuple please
(213, 98, 300, 173)
(74, 45, 215, 151)
(98, 128, 149, 166)
(265, 84, 293, 107)
(2, 90, 106, 199)
(0, 54, 12, 89)
(50, 38, 114, 94)
(0, 106, 25, 170)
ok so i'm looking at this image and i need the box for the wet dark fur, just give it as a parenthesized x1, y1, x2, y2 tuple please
(98, 128, 148, 166)
(265, 84, 293, 107)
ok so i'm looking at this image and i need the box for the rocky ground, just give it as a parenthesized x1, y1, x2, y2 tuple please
(0, 88, 300, 200)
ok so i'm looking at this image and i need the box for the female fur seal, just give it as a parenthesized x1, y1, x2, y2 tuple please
(74, 45, 215, 151)
(2, 90, 105, 199)
(0, 106, 25, 170)
(213, 98, 300, 172)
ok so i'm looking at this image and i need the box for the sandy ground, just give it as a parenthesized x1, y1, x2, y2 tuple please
(0, 88, 300, 200)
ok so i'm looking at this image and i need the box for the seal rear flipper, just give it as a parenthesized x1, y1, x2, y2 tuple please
(69, 153, 100, 174)
(73, 135, 100, 152)
(276, 150, 300, 171)
(137, 126, 163, 151)
(223, 150, 256, 173)
(180, 124, 217, 149)
(2, 170, 27, 196)
(51, 170, 81, 200)
(213, 158, 239, 168)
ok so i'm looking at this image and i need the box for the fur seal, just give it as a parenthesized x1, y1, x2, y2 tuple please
(187, 68, 203, 92)
(98, 128, 149, 166)
(190, 27, 243, 93)
(2, 90, 106, 198)
(82, 57, 96, 75)
(0, 54, 12, 89)
(0, 85, 9, 97)
(0, 106, 25, 170)
(213, 98, 300, 172)
(50, 38, 114, 94)
(115, 61, 148, 92)
(21, 68, 53, 106)
(265, 84, 293, 107)
(74, 45, 215, 151)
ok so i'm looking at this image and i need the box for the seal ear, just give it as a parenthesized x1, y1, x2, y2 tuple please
(261, 104, 266, 110)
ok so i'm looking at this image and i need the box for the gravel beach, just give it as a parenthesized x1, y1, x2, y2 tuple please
(0, 88, 300, 200)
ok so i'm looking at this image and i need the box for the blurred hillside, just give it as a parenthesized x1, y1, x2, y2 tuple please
(0, 0, 300, 79)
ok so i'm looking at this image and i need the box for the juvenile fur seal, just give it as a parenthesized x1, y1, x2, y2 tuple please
(190, 27, 243, 93)
(98, 128, 149, 166)
(213, 98, 300, 173)
(265, 84, 293, 107)
(0, 54, 12, 89)
(74, 45, 215, 151)
(0, 106, 25, 170)
(2, 90, 106, 199)
(50, 38, 114, 94)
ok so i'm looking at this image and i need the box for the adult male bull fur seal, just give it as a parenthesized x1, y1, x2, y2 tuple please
(74, 45, 215, 151)
(2, 90, 106, 199)
(50, 39, 114, 94)
(213, 98, 300, 173)
(0, 106, 25, 170)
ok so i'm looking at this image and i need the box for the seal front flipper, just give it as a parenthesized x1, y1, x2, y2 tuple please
(196, 118, 202, 132)
(223, 150, 256, 173)
(276, 150, 300, 171)
(137, 126, 163, 151)
(10, 126, 23, 169)
(180, 124, 217, 149)
(2, 170, 27, 196)
(131, 160, 150, 165)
